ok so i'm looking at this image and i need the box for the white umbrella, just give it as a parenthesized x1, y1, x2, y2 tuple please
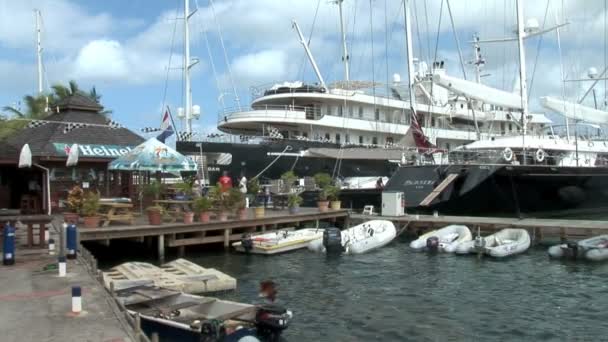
(18, 144, 32, 168)
(66, 143, 79, 167)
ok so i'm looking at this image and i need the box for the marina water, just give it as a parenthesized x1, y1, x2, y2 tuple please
(93, 236, 608, 341)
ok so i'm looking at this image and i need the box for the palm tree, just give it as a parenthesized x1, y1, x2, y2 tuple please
(2, 95, 48, 119)
(51, 80, 112, 116)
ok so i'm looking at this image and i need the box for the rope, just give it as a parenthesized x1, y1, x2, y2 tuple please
(251, 145, 293, 181)
(198, 5, 225, 110)
(159, 3, 180, 124)
(528, 0, 551, 101)
(209, 0, 241, 110)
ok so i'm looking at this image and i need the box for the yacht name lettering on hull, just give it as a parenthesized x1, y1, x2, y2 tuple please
(403, 180, 434, 186)
(207, 167, 221, 172)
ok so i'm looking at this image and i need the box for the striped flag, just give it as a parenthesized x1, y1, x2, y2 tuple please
(156, 109, 174, 143)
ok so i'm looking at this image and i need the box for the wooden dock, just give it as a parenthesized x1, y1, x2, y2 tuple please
(350, 213, 608, 242)
(79, 208, 347, 260)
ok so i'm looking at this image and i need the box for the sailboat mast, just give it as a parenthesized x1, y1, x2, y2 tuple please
(35, 9, 43, 94)
(184, 0, 192, 136)
(515, 0, 528, 164)
(337, 0, 350, 82)
(403, 0, 417, 113)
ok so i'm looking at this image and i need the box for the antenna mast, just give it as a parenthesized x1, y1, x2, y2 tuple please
(35, 9, 43, 94)
(293, 20, 328, 92)
(403, 0, 417, 113)
(515, 0, 528, 165)
(337, 0, 350, 82)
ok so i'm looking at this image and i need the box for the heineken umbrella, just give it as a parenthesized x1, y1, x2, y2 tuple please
(108, 137, 197, 172)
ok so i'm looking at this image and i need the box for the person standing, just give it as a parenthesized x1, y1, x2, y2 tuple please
(239, 175, 247, 194)
(219, 171, 232, 192)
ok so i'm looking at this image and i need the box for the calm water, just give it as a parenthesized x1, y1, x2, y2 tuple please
(92, 237, 608, 341)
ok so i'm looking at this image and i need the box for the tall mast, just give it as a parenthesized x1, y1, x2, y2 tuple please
(35, 9, 43, 94)
(293, 20, 328, 92)
(184, 0, 192, 136)
(403, 0, 417, 113)
(515, 0, 528, 164)
(337, 0, 350, 82)
(472, 34, 484, 84)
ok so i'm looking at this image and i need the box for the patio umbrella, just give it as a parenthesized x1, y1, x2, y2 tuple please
(108, 137, 197, 172)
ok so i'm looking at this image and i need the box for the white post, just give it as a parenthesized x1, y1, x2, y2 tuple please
(403, 0, 417, 113)
(71, 286, 82, 314)
(292, 20, 328, 92)
(184, 0, 192, 137)
(35, 9, 43, 94)
(516, 0, 528, 165)
(337, 0, 350, 82)
(58, 256, 66, 277)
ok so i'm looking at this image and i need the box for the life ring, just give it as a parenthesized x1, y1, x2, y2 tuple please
(535, 148, 545, 163)
(502, 147, 513, 162)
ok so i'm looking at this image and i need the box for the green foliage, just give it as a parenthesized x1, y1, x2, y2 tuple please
(248, 178, 260, 194)
(209, 183, 230, 210)
(81, 191, 100, 217)
(281, 171, 298, 191)
(313, 172, 332, 189)
(324, 185, 340, 201)
(228, 187, 246, 209)
(143, 180, 164, 200)
(146, 205, 164, 214)
(287, 193, 303, 207)
(193, 196, 213, 213)
(175, 178, 194, 196)
(66, 185, 84, 213)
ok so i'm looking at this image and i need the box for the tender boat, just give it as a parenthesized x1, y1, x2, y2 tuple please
(308, 220, 396, 255)
(232, 228, 324, 255)
(548, 235, 608, 261)
(409, 225, 472, 253)
(102, 259, 236, 294)
(114, 285, 292, 342)
(455, 228, 531, 257)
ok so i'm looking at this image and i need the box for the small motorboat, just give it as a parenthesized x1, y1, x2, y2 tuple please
(232, 228, 324, 255)
(455, 228, 531, 257)
(409, 225, 472, 253)
(114, 285, 292, 342)
(102, 259, 236, 294)
(308, 220, 396, 255)
(548, 235, 608, 261)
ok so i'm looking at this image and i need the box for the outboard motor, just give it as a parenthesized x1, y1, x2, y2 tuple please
(473, 234, 486, 253)
(426, 236, 440, 252)
(241, 233, 253, 253)
(255, 304, 292, 341)
(323, 227, 343, 254)
(565, 242, 580, 259)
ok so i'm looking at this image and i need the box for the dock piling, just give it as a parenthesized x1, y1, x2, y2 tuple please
(157, 235, 165, 262)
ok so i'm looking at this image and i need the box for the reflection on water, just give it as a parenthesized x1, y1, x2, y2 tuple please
(92, 237, 608, 341)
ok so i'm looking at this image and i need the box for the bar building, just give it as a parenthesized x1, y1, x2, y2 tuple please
(0, 93, 144, 213)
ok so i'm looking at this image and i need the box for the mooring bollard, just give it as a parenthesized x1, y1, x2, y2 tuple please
(66, 224, 77, 260)
(71, 286, 82, 314)
(48, 238, 56, 255)
(58, 256, 66, 277)
(3, 223, 15, 266)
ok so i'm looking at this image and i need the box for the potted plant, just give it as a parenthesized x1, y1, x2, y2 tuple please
(183, 209, 194, 224)
(247, 178, 265, 218)
(287, 193, 303, 214)
(65, 185, 84, 223)
(326, 185, 341, 210)
(228, 187, 247, 220)
(146, 206, 163, 225)
(175, 178, 195, 200)
(209, 184, 230, 221)
(281, 171, 298, 193)
(81, 191, 101, 228)
(193, 196, 212, 223)
(314, 173, 332, 212)
(144, 180, 165, 201)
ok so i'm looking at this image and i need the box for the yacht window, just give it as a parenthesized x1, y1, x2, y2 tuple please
(338, 106, 343, 116)
(372, 137, 378, 145)
(358, 106, 364, 118)
(446, 143, 451, 150)
(460, 103, 464, 109)
(348, 106, 354, 117)
(345, 134, 350, 143)
(431, 117, 435, 127)
(509, 123, 513, 131)
(359, 136, 364, 144)
(325, 133, 330, 141)
(336, 133, 341, 144)
(303, 132, 308, 138)
(386, 137, 394, 145)
(500, 122, 505, 134)
(375, 108, 380, 121)
(327, 105, 333, 116)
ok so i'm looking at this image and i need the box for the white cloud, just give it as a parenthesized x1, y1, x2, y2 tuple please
(232, 50, 289, 85)
(73, 40, 129, 81)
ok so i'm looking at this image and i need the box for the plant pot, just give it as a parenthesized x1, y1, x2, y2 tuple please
(317, 201, 329, 212)
(199, 212, 210, 223)
(237, 208, 248, 220)
(289, 205, 299, 214)
(183, 212, 194, 224)
(218, 210, 229, 222)
(83, 216, 100, 228)
(330, 201, 341, 210)
(63, 212, 80, 224)
(254, 207, 265, 218)
(147, 209, 162, 225)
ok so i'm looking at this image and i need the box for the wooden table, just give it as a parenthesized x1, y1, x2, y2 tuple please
(99, 202, 135, 227)
(153, 200, 193, 222)
(0, 215, 52, 247)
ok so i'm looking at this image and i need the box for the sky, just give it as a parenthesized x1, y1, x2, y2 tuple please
(1, 0, 607, 140)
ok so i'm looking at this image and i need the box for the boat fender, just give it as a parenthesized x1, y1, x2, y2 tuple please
(426, 236, 439, 251)
(535, 149, 545, 163)
(502, 147, 513, 162)
(368, 228, 374, 237)
(241, 234, 253, 253)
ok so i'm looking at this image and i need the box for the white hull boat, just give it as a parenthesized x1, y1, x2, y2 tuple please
(102, 259, 236, 294)
(308, 220, 396, 255)
(455, 228, 530, 257)
(548, 235, 608, 261)
(232, 228, 324, 255)
(409, 225, 472, 253)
